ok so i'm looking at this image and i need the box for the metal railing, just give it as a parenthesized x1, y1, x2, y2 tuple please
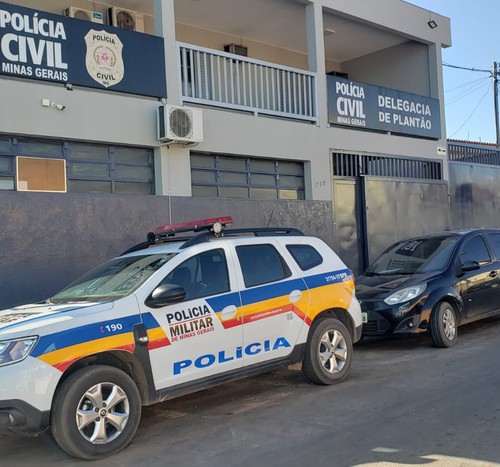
(178, 42, 317, 122)
(448, 142, 500, 166)
(333, 152, 442, 180)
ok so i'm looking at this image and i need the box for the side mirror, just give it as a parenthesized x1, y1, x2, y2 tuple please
(145, 284, 186, 308)
(461, 260, 480, 272)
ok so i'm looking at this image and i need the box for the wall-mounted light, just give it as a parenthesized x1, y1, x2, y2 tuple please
(428, 11, 437, 29)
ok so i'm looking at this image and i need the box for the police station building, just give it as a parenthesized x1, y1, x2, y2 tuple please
(0, 0, 451, 308)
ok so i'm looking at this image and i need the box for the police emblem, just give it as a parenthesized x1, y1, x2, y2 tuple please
(85, 30, 124, 88)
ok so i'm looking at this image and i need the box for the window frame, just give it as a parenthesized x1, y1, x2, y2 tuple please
(236, 243, 292, 288)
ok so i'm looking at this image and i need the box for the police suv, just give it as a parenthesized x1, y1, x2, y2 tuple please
(0, 217, 362, 459)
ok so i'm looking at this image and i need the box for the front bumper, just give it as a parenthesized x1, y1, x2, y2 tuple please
(0, 400, 49, 436)
(360, 299, 426, 336)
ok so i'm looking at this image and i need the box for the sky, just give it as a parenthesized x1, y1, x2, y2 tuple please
(409, 0, 499, 143)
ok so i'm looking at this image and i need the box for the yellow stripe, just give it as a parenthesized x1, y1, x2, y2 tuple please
(147, 327, 167, 340)
(37, 332, 135, 366)
(307, 281, 355, 319)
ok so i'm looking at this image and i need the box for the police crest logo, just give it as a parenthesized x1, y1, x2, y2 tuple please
(84, 30, 124, 88)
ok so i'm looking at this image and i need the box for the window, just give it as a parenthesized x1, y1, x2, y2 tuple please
(0, 137, 14, 190)
(67, 144, 154, 195)
(459, 236, 491, 265)
(0, 136, 154, 195)
(17, 157, 66, 192)
(487, 234, 500, 260)
(161, 249, 229, 301)
(236, 244, 291, 288)
(191, 152, 305, 200)
(287, 244, 323, 271)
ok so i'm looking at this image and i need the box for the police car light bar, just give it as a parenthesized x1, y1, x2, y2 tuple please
(149, 216, 233, 242)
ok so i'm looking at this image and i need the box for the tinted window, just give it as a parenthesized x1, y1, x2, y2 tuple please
(486, 233, 500, 260)
(161, 249, 229, 301)
(287, 244, 323, 271)
(237, 244, 290, 288)
(366, 235, 459, 275)
(459, 236, 491, 265)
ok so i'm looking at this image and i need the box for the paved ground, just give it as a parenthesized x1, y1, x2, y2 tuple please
(3, 317, 500, 466)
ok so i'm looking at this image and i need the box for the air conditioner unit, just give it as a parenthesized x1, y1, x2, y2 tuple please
(65, 7, 104, 23)
(158, 105, 204, 144)
(108, 7, 145, 33)
(224, 43, 248, 57)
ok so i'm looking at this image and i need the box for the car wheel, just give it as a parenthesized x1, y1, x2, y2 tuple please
(51, 365, 141, 460)
(302, 317, 353, 385)
(431, 302, 458, 348)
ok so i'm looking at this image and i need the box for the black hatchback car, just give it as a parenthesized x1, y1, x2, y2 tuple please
(356, 229, 500, 347)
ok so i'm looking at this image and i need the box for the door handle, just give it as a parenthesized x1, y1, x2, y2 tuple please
(489, 271, 498, 278)
(289, 290, 302, 303)
(221, 305, 238, 320)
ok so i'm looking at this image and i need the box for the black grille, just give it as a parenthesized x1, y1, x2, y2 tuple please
(333, 152, 442, 180)
(363, 321, 379, 333)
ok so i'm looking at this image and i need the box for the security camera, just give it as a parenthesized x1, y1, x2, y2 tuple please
(51, 102, 65, 111)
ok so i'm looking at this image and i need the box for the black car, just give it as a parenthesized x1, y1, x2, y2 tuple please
(356, 229, 500, 347)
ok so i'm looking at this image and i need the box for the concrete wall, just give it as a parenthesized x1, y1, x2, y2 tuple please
(342, 41, 431, 95)
(0, 191, 333, 309)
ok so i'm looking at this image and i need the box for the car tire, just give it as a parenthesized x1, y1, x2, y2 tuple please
(302, 317, 353, 385)
(430, 301, 458, 348)
(51, 365, 142, 460)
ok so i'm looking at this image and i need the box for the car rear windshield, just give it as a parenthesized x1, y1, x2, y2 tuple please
(51, 253, 176, 303)
(366, 235, 459, 275)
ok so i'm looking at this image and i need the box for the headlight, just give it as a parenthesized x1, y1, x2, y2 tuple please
(384, 284, 427, 305)
(0, 337, 38, 367)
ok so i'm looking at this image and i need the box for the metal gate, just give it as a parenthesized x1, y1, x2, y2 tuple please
(332, 176, 450, 274)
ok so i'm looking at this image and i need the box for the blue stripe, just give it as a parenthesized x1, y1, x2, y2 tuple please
(31, 314, 142, 357)
(205, 292, 241, 312)
(205, 269, 350, 310)
(141, 312, 161, 329)
(303, 269, 351, 289)
(240, 278, 306, 306)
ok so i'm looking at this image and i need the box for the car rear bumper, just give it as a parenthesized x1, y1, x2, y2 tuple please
(0, 400, 49, 436)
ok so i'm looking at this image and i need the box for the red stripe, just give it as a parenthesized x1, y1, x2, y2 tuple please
(52, 343, 136, 372)
(148, 336, 171, 350)
(219, 303, 310, 329)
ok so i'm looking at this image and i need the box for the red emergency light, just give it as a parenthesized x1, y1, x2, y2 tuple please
(151, 216, 233, 240)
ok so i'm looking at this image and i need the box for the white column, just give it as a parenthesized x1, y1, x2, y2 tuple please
(306, 1, 328, 129)
(153, 0, 192, 196)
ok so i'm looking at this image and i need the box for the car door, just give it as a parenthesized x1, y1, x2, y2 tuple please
(457, 234, 498, 319)
(231, 239, 310, 366)
(483, 233, 500, 312)
(139, 244, 243, 389)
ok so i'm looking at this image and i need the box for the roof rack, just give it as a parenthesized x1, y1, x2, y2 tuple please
(180, 227, 304, 249)
(119, 216, 233, 256)
(120, 217, 304, 255)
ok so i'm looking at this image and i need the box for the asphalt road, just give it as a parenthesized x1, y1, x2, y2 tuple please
(3, 317, 500, 467)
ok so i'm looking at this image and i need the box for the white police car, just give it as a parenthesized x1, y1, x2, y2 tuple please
(0, 217, 362, 459)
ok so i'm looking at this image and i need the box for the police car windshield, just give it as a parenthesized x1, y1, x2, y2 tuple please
(366, 235, 459, 275)
(51, 253, 176, 303)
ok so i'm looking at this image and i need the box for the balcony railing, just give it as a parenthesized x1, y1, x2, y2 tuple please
(178, 42, 317, 122)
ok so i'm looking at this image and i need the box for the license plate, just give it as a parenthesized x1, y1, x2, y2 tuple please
(362, 312, 368, 324)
